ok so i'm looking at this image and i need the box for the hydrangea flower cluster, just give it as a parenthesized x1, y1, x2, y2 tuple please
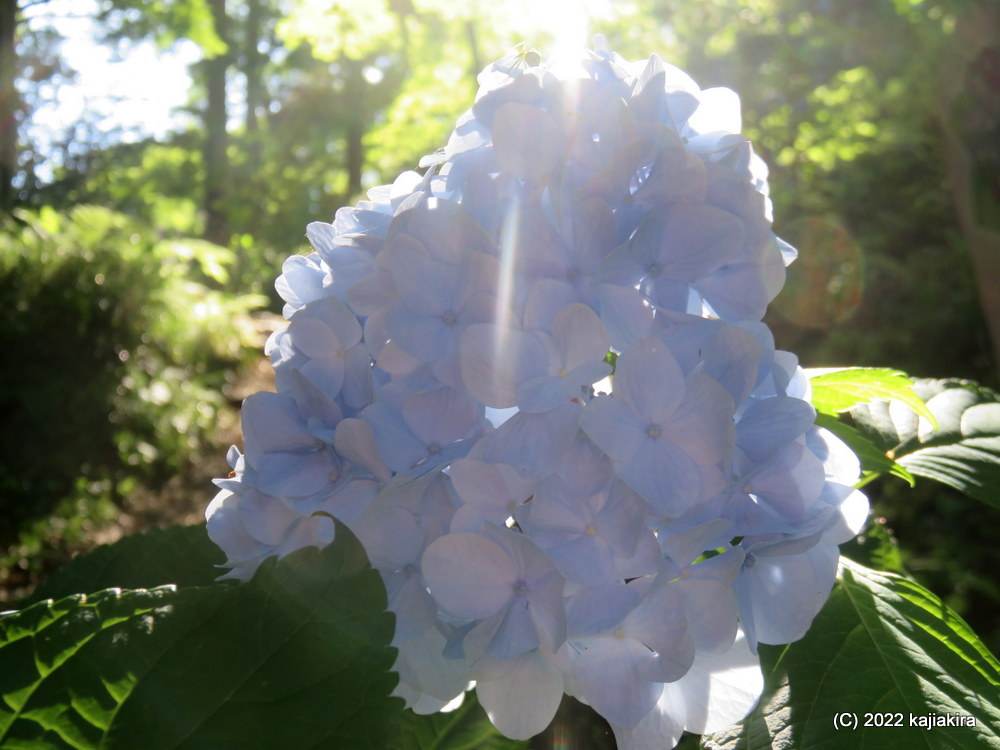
(207, 38, 868, 749)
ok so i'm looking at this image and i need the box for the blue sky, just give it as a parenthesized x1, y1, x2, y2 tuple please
(21, 0, 199, 175)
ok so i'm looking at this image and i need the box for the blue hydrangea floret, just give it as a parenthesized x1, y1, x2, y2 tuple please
(207, 38, 868, 749)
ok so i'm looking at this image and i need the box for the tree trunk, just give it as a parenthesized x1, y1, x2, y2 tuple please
(0, 0, 18, 214)
(940, 3, 1000, 375)
(204, 0, 230, 245)
(465, 19, 481, 83)
(343, 56, 364, 200)
(244, 0, 263, 136)
(389, 0, 412, 66)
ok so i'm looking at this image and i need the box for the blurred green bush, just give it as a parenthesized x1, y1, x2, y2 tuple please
(0, 205, 267, 550)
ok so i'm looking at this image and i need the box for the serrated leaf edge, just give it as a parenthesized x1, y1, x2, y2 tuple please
(0, 587, 178, 745)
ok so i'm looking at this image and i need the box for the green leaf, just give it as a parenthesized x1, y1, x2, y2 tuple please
(0, 522, 400, 749)
(181, 0, 228, 58)
(0, 587, 183, 749)
(814, 412, 915, 487)
(852, 380, 1000, 509)
(24, 524, 226, 608)
(847, 397, 917, 453)
(156, 239, 235, 285)
(807, 368, 936, 426)
(391, 692, 528, 750)
(703, 558, 1000, 750)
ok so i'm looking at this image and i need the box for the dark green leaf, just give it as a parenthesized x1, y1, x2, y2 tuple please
(0, 522, 400, 750)
(703, 559, 1000, 750)
(24, 524, 227, 608)
(839, 517, 906, 575)
(900, 439, 1000, 510)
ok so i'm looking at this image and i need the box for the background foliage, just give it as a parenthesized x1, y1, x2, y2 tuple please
(0, 0, 998, 731)
(0, 205, 264, 579)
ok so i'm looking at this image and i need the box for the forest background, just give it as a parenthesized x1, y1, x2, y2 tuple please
(1, 0, 999, 659)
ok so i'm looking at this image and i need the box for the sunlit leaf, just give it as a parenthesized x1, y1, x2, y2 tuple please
(157, 239, 235, 285)
(807, 368, 936, 426)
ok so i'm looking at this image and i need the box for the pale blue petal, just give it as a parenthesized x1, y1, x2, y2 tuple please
(524, 279, 579, 332)
(352, 505, 424, 569)
(806, 426, 861, 485)
(561, 535, 617, 585)
(363, 400, 432, 473)
(334, 417, 390, 481)
(242, 391, 315, 463)
(422, 533, 516, 620)
(389, 243, 454, 316)
(470, 403, 581, 479)
(487, 596, 540, 659)
(694, 262, 772, 322)
(402, 387, 481, 448)
(748, 442, 826, 521)
(679, 579, 738, 654)
(660, 519, 735, 568)
(610, 694, 683, 750)
(238, 489, 300, 546)
(474, 651, 564, 741)
(255, 449, 336, 497)
(384, 568, 439, 643)
(573, 637, 664, 727)
(516, 374, 578, 413)
(566, 582, 638, 635)
(818, 486, 869, 545)
(644, 276, 690, 312)
(206, 488, 262, 562)
(492, 102, 563, 181)
(580, 394, 646, 464)
(613, 339, 686, 421)
(552, 303, 609, 369)
(736, 396, 815, 463)
(460, 324, 548, 408)
(594, 283, 653, 351)
(622, 438, 703, 516)
(451, 459, 532, 511)
(744, 544, 839, 645)
(276, 253, 327, 310)
(664, 374, 734, 465)
(701, 324, 761, 405)
(646, 204, 744, 282)
(385, 303, 451, 361)
(624, 584, 692, 680)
